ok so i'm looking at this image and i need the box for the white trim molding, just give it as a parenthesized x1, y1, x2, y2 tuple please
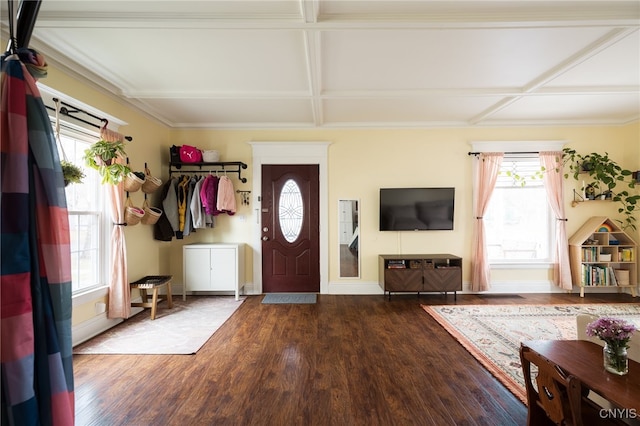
(469, 140, 567, 152)
(248, 141, 331, 294)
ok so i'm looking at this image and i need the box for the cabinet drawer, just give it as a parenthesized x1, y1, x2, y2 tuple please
(384, 269, 423, 291)
(423, 268, 462, 291)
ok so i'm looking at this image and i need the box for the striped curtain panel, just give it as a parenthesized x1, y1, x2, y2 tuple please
(1, 49, 75, 425)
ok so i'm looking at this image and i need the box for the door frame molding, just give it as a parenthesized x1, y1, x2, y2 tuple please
(249, 141, 330, 294)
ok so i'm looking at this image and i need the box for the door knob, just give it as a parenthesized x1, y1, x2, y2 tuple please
(262, 236, 269, 241)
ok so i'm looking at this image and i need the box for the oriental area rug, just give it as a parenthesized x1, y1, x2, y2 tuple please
(74, 296, 245, 355)
(421, 304, 640, 403)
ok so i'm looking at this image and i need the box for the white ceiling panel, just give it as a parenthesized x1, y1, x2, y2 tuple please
(143, 98, 315, 127)
(486, 93, 640, 123)
(1, 0, 636, 128)
(323, 96, 504, 125)
(31, 0, 303, 17)
(547, 31, 640, 87)
(36, 28, 311, 95)
(321, 27, 614, 90)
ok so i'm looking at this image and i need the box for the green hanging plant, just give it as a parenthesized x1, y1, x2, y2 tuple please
(61, 160, 85, 186)
(83, 139, 131, 185)
(563, 148, 639, 231)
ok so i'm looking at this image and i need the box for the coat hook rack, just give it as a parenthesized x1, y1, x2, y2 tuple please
(169, 161, 248, 183)
(236, 190, 251, 205)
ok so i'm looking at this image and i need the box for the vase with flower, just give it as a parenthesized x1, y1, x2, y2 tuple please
(586, 317, 637, 375)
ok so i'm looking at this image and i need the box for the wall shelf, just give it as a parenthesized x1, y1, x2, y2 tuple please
(169, 161, 248, 183)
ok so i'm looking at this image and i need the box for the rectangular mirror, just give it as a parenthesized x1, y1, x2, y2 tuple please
(339, 199, 359, 278)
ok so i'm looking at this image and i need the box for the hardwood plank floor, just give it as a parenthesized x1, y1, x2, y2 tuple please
(73, 293, 639, 426)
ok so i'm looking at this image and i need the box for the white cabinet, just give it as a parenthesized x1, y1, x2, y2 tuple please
(183, 243, 245, 301)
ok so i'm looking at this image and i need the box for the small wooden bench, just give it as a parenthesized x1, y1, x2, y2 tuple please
(130, 275, 173, 320)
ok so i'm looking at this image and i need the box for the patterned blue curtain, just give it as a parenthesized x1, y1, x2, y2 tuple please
(1, 49, 75, 425)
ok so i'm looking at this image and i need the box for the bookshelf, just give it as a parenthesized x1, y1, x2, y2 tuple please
(568, 216, 637, 297)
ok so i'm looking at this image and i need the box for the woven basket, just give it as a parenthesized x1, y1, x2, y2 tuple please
(125, 198, 145, 226)
(141, 200, 162, 225)
(202, 150, 220, 162)
(124, 172, 145, 192)
(614, 269, 630, 285)
(142, 166, 162, 194)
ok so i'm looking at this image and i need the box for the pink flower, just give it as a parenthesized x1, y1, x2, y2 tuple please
(586, 317, 637, 347)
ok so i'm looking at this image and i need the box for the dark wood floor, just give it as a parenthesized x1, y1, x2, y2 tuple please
(73, 292, 639, 426)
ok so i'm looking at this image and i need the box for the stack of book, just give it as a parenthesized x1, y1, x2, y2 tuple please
(387, 260, 406, 269)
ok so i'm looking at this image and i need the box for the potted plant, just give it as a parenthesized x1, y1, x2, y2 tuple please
(61, 160, 85, 186)
(84, 139, 131, 185)
(563, 148, 639, 230)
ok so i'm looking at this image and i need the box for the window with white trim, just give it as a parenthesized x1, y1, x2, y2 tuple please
(58, 129, 109, 294)
(484, 155, 554, 263)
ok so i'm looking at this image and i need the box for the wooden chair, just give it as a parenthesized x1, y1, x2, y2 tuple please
(519, 343, 620, 426)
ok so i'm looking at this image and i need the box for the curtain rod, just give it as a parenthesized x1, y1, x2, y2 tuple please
(468, 151, 540, 156)
(45, 98, 133, 141)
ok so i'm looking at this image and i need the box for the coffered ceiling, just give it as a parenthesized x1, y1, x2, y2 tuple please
(3, 1, 640, 129)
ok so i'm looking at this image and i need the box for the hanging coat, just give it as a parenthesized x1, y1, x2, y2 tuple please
(190, 177, 207, 229)
(162, 177, 179, 232)
(177, 175, 190, 233)
(200, 174, 221, 216)
(216, 175, 237, 215)
(154, 179, 175, 241)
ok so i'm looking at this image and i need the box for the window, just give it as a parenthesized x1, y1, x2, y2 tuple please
(484, 155, 554, 264)
(278, 179, 303, 243)
(58, 129, 109, 294)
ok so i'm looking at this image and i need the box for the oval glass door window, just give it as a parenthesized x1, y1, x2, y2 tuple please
(278, 179, 303, 243)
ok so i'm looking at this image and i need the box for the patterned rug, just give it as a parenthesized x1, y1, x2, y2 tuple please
(422, 304, 640, 403)
(74, 296, 245, 355)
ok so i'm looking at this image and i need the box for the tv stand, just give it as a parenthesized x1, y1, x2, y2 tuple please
(378, 254, 462, 300)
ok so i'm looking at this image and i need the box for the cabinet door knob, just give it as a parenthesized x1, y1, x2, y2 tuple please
(262, 236, 269, 241)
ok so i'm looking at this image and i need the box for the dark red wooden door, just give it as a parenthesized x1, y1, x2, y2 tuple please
(261, 164, 319, 293)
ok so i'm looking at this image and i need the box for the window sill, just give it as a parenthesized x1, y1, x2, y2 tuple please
(72, 286, 109, 307)
(489, 262, 553, 270)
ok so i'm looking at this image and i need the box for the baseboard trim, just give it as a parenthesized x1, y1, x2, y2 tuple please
(72, 306, 144, 347)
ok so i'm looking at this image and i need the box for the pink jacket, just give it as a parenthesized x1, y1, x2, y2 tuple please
(216, 176, 236, 215)
(200, 175, 220, 216)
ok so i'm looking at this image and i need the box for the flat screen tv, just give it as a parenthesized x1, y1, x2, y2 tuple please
(379, 187, 455, 231)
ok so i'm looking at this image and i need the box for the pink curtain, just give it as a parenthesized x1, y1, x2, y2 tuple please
(471, 153, 503, 291)
(539, 152, 572, 290)
(100, 127, 131, 319)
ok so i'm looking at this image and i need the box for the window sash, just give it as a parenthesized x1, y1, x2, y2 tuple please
(57, 128, 109, 294)
(485, 155, 554, 263)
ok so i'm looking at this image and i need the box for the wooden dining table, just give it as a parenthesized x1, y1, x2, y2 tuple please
(521, 340, 640, 412)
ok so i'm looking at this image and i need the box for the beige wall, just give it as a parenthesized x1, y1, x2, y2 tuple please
(41, 65, 639, 328)
(169, 126, 640, 291)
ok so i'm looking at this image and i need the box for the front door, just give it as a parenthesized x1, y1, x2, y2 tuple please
(261, 164, 320, 293)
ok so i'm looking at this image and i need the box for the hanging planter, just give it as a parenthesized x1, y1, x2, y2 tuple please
(61, 160, 85, 186)
(123, 171, 145, 192)
(83, 139, 131, 185)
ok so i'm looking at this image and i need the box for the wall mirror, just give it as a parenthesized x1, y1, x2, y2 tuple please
(339, 199, 360, 278)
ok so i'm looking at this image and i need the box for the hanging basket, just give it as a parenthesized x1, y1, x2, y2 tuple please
(123, 171, 145, 192)
(125, 198, 145, 226)
(141, 200, 162, 225)
(142, 166, 162, 193)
